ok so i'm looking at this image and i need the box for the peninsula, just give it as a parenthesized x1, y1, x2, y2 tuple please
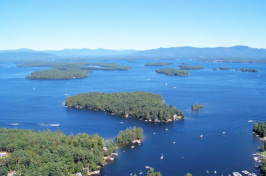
(65, 92, 184, 122)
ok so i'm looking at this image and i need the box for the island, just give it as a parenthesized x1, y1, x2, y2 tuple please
(116, 126, 143, 145)
(213, 68, 218, 71)
(179, 65, 204, 70)
(235, 68, 259, 73)
(65, 91, 184, 122)
(145, 62, 173, 66)
(191, 102, 204, 110)
(17, 61, 132, 80)
(0, 127, 144, 176)
(219, 67, 231, 70)
(253, 122, 266, 174)
(156, 68, 188, 76)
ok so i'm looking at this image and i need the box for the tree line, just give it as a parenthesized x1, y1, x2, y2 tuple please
(156, 68, 188, 76)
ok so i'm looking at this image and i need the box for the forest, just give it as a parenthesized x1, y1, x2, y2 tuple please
(156, 68, 188, 76)
(0, 127, 143, 176)
(144, 62, 173, 66)
(219, 67, 231, 70)
(65, 92, 184, 122)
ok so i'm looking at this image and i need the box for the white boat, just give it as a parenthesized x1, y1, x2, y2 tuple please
(223, 131, 226, 134)
(131, 146, 135, 148)
(109, 157, 114, 160)
(200, 135, 203, 138)
(173, 142, 175, 144)
(160, 154, 164, 159)
(214, 171, 217, 174)
(206, 170, 209, 173)
(165, 128, 168, 131)
(94, 170, 100, 174)
(241, 170, 249, 175)
(145, 166, 150, 169)
(248, 120, 254, 123)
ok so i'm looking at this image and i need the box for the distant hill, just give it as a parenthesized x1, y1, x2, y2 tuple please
(1, 46, 266, 61)
(132, 46, 266, 59)
(46, 48, 137, 57)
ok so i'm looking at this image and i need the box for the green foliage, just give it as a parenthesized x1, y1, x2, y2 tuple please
(262, 159, 266, 175)
(185, 173, 192, 176)
(18, 61, 131, 80)
(191, 102, 204, 110)
(146, 167, 162, 176)
(26, 68, 90, 80)
(179, 65, 204, 70)
(156, 68, 188, 76)
(65, 92, 184, 122)
(235, 68, 259, 72)
(107, 140, 117, 155)
(145, 62, 173, 66)
(253, 122, 266, 137)
(0, 129, 106, 175)
(115, 127, 143, 145)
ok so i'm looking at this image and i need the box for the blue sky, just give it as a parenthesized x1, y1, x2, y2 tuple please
(0, 0, 266, 50)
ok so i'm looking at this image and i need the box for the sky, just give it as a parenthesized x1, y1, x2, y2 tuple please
(0, 0, 266, 50)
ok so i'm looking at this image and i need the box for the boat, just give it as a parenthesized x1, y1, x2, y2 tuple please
(206, 170, 209, 173)
(200, 135, 203, 138)
(241, 170, 249, 175)
(248, 120, 254, 123)
(140, 171, 143, 175)
(232, 172, 242, 176)
(254, 163, 260, 168)
(93, 170, 100, 174)
(165, 128, 168, 131)
(214, 171, 217, 174)
(223, 131, 226, 134)
(145, 166, 150, 169)
(165, 83, 167, 86)
(160, 154, 164, 159)
(131, 146, 135, 148)
(153, 132, 156, 135)
(173, 141, 175, 144)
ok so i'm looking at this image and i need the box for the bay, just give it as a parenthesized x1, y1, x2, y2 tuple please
(0, 59, 265, 175)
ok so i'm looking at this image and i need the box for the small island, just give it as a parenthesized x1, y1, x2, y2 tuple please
(253, 122, 266, 174)
(145, 62, 173, 66)
(235, 68, 259, 73)
(219, 67, 231, 70)
(116, 126, 143, 145)
(213, 68, 218, 71)
(65, 91, 184, 122)
(156, 68, 188, 76)
(191, 102, 204, 110)
(179, 65, 204, 70)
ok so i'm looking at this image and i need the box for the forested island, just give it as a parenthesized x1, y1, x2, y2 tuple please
(219, 67, 231, 70)
(179, 65, 204, 70)
(116, 127, 143, 145)
(253, 122, 266, 174)
(17, 61, 131, 80)
(191, 102, 204, 110)
(145, 62, 173, 66)
(65, 92, 184, 122)
(156, 68, 188, 76)
(0, 127, 143, 175)
(235, 68, 259, 73)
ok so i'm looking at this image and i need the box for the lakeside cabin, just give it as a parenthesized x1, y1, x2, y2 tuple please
(0, 152, 7, 157)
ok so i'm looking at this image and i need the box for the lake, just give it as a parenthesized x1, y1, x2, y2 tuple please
(0, 60, 265, 176)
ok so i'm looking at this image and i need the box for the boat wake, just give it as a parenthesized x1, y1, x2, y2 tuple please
(9, 123, 19, 126)
(37, 123, 60, 127)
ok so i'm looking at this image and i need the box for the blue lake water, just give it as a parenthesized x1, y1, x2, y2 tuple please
(0, 60, 265, 176)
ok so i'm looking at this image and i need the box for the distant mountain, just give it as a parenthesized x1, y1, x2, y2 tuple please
(132, 46, 266, 59)
(1, 46, 266, 61)
(45, 48, 137, 57)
